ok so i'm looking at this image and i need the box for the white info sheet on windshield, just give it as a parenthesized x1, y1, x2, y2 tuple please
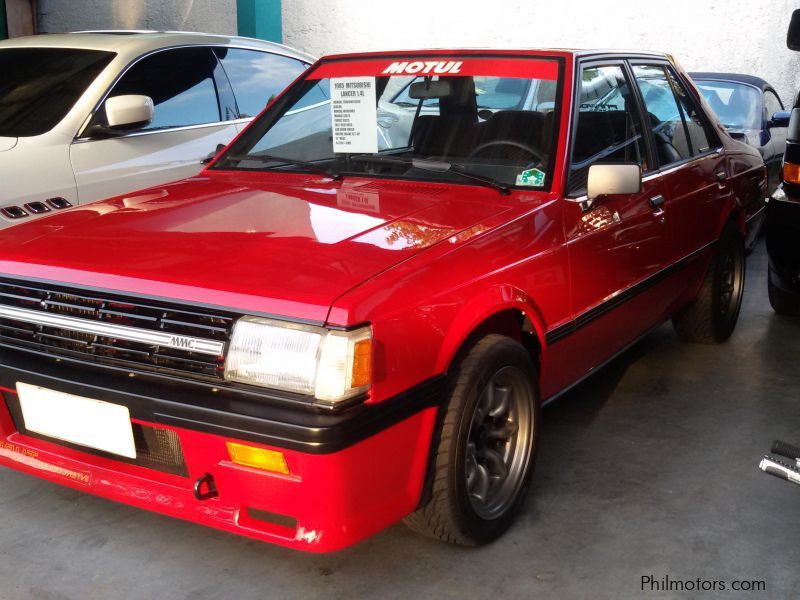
(330, 77, 378, 153)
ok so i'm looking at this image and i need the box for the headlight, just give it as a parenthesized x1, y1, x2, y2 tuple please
(224, 316, 372, 406)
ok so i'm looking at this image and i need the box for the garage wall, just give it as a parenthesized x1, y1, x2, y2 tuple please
(37, 0, 237, 36)
(283, 0, 800, 107)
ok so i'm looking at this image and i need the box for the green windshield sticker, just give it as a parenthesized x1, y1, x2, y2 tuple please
(516, 168, 546, 187)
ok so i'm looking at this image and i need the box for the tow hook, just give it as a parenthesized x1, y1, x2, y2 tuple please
(193, 473, 219, 501)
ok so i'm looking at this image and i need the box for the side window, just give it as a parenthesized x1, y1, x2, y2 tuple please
(664, 67, 712, 155)
(633, 64, 712, 168)
(568, 64, 648, 194)
(108, 47, 221, 130)
(765, 90, 784, 118)
(292, 83, 329, 111)
(215, 48, 307, 118)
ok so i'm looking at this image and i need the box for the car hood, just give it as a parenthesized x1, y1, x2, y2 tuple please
(0, 137, 18, 152)
(0, 172, 512, 323)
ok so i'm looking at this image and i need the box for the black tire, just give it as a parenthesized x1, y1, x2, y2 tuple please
(672, 223, 745, 344)
(768, 267, 800, 316)
(404, 334, 539, 546)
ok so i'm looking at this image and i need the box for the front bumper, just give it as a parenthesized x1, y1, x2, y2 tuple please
(0, 350, 443, 552)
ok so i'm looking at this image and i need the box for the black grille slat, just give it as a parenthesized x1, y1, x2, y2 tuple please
(98, 308, 159, 323)
(0, 279, 236, 381)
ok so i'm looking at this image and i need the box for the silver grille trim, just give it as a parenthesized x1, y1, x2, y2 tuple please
(0, 304, 225, 356)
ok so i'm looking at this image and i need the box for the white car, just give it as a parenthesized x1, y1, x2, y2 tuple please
(0, 31, 314, 227)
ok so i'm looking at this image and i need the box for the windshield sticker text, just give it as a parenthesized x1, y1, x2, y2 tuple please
(330, 77, 379, 153)
(383, 61, 463, 75)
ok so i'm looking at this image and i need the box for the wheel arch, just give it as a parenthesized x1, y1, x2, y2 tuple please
(434, 285, 547, 377)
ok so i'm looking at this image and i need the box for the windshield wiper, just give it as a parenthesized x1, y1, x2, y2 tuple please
(222, 153, 341, 180)
(350, 155, 510, 195)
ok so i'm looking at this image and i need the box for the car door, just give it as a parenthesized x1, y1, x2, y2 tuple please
(764, 88, 787, 196)
(213, 47, 310, 133)
(559, 60, 673, 384)
(69, 46, 240, 204)
(631, 62, 730, 260)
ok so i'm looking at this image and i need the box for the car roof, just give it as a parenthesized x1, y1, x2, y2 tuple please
(689, 72, 774, 92)
(318, 48, 670, 61)
(0, 30, 315, 63)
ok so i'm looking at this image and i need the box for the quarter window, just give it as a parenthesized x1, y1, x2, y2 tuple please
(568, 64, 648, 194)
(108, 47, 221, 130)
(215, 48, 307, 118)
(633, 64, 712, 167)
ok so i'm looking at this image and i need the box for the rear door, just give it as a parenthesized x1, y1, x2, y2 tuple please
(630, 62, 729, 260)
(558, 60, 673, 385)
(70, 47, 239, 204)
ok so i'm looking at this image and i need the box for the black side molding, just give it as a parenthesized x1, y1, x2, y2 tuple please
(544, 241, 714, 345)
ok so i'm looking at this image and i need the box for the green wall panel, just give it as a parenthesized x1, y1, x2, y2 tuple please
(237, 0, 282, 43)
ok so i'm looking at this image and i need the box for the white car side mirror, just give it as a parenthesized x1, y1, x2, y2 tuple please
(587, 163, 642, 200)
(104, 95, 154, 129)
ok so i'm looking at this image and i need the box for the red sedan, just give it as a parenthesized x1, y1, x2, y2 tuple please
(0, 49, 765, 552)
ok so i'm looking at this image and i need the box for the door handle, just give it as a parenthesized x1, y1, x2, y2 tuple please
(716, 170, 728, 189)
(649, 195, 665, 209)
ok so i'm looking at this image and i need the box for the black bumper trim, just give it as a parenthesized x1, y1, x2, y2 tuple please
(0, 349, 445, 455)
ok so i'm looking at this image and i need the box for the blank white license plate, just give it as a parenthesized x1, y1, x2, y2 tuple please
(16, 382, 137, 459)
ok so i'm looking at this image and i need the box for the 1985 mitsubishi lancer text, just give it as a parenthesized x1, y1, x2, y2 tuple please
(0, 49, 766, 551)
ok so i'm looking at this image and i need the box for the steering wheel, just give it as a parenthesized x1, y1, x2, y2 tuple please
(467, 140, 545, 164)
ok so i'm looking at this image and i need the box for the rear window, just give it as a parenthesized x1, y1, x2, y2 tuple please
(0, 48, 115, 137)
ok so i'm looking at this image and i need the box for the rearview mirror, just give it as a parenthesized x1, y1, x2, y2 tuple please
(409, 80, 452, 100)
(769, 111, 791, 128)
(104, 94, 154, 129)
(789, 9, 800, 51)
(587, 163, 642, 200)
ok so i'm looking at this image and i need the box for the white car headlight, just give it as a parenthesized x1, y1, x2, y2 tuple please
(224, 316, 372, 405)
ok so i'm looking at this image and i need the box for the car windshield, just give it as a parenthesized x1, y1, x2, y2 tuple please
(694, 80, 762, 130)
(0, 48, 115, 137)
(214, 56, 562, 190)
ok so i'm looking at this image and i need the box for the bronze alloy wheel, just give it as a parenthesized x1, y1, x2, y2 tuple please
(465, 365, 534, 520)
(716, 240, 745, 330)
(404, 334, 539, 546)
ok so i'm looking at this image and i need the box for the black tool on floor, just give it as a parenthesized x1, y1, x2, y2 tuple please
(759, 439, 800, 485)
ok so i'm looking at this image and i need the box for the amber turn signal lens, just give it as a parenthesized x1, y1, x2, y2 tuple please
(351, 338, 372, 389)
(784, 162, 800, 185)
(226, 442, 290, 474)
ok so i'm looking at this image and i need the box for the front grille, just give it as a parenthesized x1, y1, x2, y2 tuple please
(0, 279, 237, 381)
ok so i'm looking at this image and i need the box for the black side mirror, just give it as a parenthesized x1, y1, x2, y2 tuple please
(789, 9, 800, 50)
(769, 111, 792, 128)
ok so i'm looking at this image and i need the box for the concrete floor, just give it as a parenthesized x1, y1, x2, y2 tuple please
(1, 241, 799, 600)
